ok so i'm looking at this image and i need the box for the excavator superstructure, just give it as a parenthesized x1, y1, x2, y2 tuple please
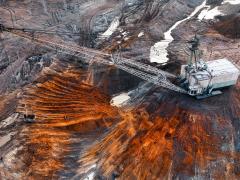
(179, 36, 240, 99)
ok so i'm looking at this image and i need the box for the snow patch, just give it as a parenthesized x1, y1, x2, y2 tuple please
(201, 6, 223, 19)
(150, 0, 207, 64)
(100, 17, 119, 39)
(198, 0, 240, 20)
(224, 0, 240, 5)
(84, 172, 95, 180)
(122, 31, 128, 37)
(138, 31, 144, 37)
(150, 41, 170, 64)
(198, 5, 223, 20)
(110, 93, 130, 107)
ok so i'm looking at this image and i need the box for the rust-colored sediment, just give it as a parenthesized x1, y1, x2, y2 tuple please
(18, 62, 119, 129)
(80, 83, 240, 179)
(15, 62, 119, 178)
(7, 61, 240, 179)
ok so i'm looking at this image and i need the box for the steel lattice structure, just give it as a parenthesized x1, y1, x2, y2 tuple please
(2, 26, 187, 94)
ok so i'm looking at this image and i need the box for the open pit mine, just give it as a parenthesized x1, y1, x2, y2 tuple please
(0, 0, 240, 179)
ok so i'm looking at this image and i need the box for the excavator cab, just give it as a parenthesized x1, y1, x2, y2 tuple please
(180, 35, 240, 99)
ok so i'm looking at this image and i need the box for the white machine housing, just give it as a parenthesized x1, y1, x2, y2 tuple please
(180, 58, 240, 96)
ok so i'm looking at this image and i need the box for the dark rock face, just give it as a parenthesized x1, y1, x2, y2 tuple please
(207, 0, 223, 5)
(13, 55, 51, 82)
(214, 14, 240, 39)
(87, 64, 143, 95)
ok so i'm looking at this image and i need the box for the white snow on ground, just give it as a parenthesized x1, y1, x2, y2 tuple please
(84, 172, 95, 180)
(150, 0, 207, 64)
(100, 17, 119, 39)
(198, 0, 240, 20)
(198, 0, 224, 21)
(224, 0, 240, 5)
(198, 7, 210, 20)
(138, 31, 144, 37)
(198, 6, 223, 20)
(150, 41, 170, 64)
(110, 93, 130, 107)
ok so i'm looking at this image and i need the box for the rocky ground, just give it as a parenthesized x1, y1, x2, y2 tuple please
(0, 0, 240, 179)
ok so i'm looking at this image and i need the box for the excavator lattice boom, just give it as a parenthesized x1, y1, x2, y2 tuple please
(1, 24, 239, 98)
(0, 24, 187, 94)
